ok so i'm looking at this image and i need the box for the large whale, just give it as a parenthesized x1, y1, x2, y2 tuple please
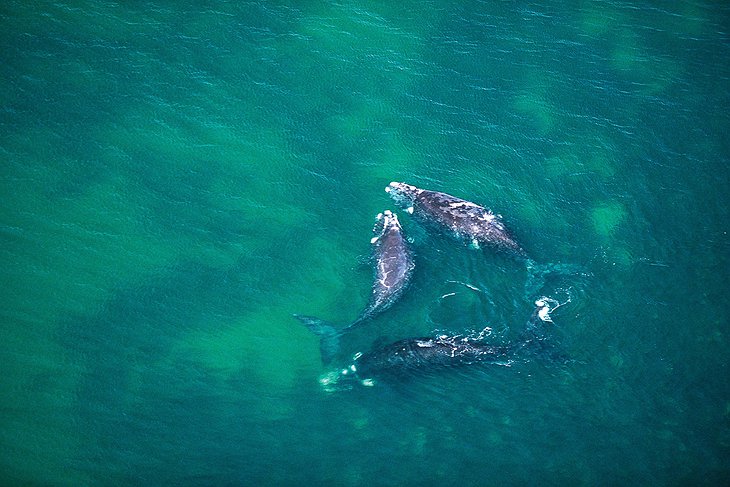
(385, 182, 582, 296)
(385, 182, 528, 258)
(319, 297, 566, 389)
(296, 210, 415, 364)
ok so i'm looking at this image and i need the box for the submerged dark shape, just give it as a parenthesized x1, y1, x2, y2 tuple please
(295, 210, 415, 364)
(320, 297, 566, 389)
(385, 181, 528, 258)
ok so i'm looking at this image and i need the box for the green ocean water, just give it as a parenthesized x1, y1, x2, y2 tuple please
(1, 0, 729, 485)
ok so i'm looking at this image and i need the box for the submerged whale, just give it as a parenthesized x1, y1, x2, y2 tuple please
(296, 210, 415, 364)
(320, 297, 566, 389)
(385, 182, 527, 258)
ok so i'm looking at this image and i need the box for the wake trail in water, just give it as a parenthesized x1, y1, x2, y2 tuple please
(524, 258, 589, 300)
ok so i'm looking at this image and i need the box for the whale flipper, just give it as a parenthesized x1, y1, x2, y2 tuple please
(294, 314, 340, 365)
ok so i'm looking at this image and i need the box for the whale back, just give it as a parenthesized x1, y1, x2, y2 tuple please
(386, 182, 526, 257)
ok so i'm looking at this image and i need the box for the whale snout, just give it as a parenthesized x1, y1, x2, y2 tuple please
(371, 209, 404, 244)
(371, 209, 401, 243)
(385, 182, 418, 206)
(381, 209, 400, 228)
(385, 181, 411, 193)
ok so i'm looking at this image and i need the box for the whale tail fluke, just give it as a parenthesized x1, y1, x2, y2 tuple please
(294, 314, 340, 365)
(524, 259, 586, 298)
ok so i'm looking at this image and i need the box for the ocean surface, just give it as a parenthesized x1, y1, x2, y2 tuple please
(1, 1, 729, 485)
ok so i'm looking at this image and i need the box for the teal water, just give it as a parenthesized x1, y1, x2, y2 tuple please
(1, 1, 729, 485)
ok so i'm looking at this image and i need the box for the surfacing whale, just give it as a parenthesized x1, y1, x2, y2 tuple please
(319, 297, 567, 390)
(385, 181, 527, 257)
(385, 181, 581, 296)
(296, 210, 415, 364)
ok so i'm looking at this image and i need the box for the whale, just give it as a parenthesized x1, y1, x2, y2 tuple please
(385, 181, 527, 258)
(319, 297, 566, 389)
(385, 182, 582, 296)
(296, 210, 415, 364)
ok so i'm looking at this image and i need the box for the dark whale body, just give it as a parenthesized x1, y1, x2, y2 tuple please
(296, 210, 414, 364)
(385, 182, 527, 258)
(352, 335, 511, 377)
(384, 182, 585, 297)
(356, 210, 415, 323)
(323, 299, 563, 389)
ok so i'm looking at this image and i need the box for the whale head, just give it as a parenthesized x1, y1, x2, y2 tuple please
(371, 209, 402, 244)
(385, 182, 419, 209)
(318, 353, 375, 392)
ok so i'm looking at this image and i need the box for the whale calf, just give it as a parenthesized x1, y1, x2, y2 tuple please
(320, 298, 565, 389)
(296, 210, 415, 364)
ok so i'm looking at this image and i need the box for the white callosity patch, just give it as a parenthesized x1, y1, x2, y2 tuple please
(370, 209, 402, 245)
(386, 181, 417, 193)
(385, 182, 421, 206)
